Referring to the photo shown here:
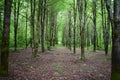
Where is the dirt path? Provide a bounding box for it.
[0,47,111,80]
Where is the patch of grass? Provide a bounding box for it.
[32,53,39,58]
[99,73,104,77]
[80,68,83,72]
[54,72,60,76]
[10,47,25,52]
[63,70,69,75]
[54,53,62,59]
[54,64,63,75]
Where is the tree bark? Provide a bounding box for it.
[81,0,87,60]
[77,0,86,60]
[25,10,28,49]
[105,17,110,55]
[68,10,72,50]
[30,0,36,56]
[73,0,76,54]
[92,0,97,52]
[105,0,120,79]
[0,11,2,52]
[34,0,41,56]
[14,0,20,51]
[111,0,120,79]
[0,0,12,76]
[41,0,46,52]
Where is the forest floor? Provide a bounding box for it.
[0,47,111,80]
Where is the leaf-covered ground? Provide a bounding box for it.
[0,47,111,80]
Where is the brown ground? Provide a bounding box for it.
[0,47,111,80]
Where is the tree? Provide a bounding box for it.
[25,9,28,49]
[73,0,77,54]
[101,0,110,55]
[105,17,110,55]
[92,0,97,52]
[41,0,46,52]
[45,1,50,50]
[34,0,41,56]
[81,0,87,60]
[0,9,3,52]
[68,10,72,50]
[0,0,12,76]
[105,0,120,79]
[48,7,58,49]
[30,0,36,56]
[77,0,86,60]
[112,0,120,79]
[14,0,20,51]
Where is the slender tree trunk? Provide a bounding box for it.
[14,0,20,51]
[105,17,110,55]
[41,0,46,52]
[77,0,86,60]
[34,0,41,56]
[73,0,76,54]
[54,17,58,45]
[25,10,28,49]
[14,1,17,51]
[0,0,12,76]
[81,0,87,60]
[30,0,36,55]
[0,11,2,52]
[49,11,52,47]
[68,10,72,50]
[101,1,110,55]
[92,0,97,52]
[62,26,67,46]
[104,8,110,55]
[46,6,50,50]
[101,0,105,49]
[86,19,91,49]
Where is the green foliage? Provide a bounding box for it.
[0,0,113,78]
[0,0,4,9]
[0,0,112,51]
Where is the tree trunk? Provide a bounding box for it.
[41,0,46,52]
[92,0,97,52]
[68,10,72,50]
[81,0,87,60]
[0,11,2,52]
[101,1,110,55]
[34,0,41,56]
[0,0,12,76]
[104,15,110,55]
[73,0,76,54]
[111,0,120,79]
[30,0,36,56]
[14,0,20,51]
[77,0,86,60]
[25,10,28,49]
[105,0,120,79]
